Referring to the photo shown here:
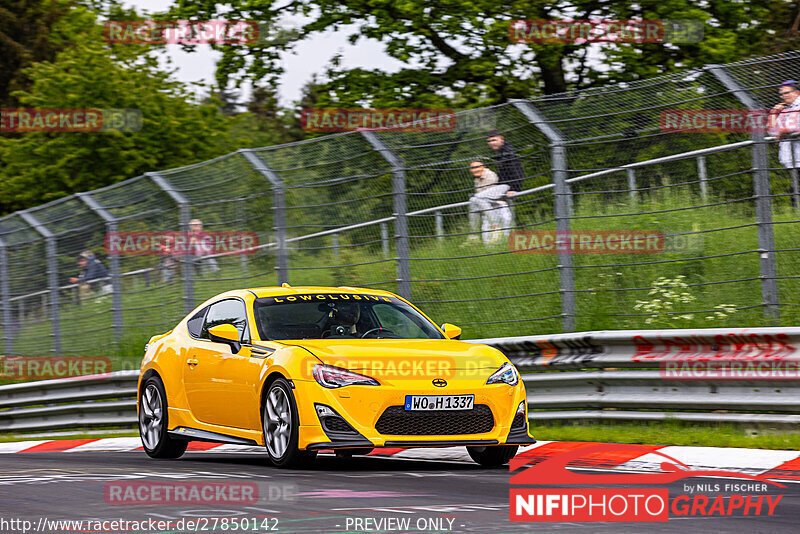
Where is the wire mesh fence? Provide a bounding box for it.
[2,50,800,358]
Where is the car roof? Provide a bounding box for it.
[183,286,404,323]
[248,286,398,299]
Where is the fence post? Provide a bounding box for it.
[238,199,249,274]
[148,172,195,315]
[332,234,339,261]
[76,192,123,349]
[435,211,444,243]
[240,150,289,285]
[708,65,779,319]
[627,169,637,205]
[0,237,11,354]
[512,100,575,331]
[380,222,390,257]
[360,131,411,300]
[697,156,709,202]
[19,211,61,352]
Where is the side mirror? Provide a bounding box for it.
[208,324,242,353]
[441,323,462,340]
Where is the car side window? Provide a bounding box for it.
[200,299,250,343]
[187,306,208,338]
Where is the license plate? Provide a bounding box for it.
[404,395,474,411]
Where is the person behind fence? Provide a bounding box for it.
[466,159,513,244]
[69,251,111,300]
[188,219,220,275]
[769,80,800,169]
[157,234,179,284]
[486,129,525,197]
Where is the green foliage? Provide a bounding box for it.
[0,0,85,107]
[0,9,230,213]
[169,0,796,107]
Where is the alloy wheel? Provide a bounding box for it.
[140,384,163,450]
[265,386,292,458]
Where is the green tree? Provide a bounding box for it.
[0,7,230,213]
[0,0,133,106]
[224,86,305,149]
[168,0,795,108]
[0,0,83,107]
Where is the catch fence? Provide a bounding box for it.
[1,51,800,356]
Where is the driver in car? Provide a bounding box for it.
[324,302,362,337]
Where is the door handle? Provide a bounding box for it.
[186,358,198,366]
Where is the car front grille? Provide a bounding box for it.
[375,405,494,435]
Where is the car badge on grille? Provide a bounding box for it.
[432,378,447,387]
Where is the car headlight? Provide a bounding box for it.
[313,364,380,388]
[486,362,519,386]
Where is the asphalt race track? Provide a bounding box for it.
[1,451,798,533]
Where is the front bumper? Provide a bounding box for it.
[293,377,534,450]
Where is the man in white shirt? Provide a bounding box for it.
[466,159,513,244]
[769,80,800,168]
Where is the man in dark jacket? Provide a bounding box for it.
[70,251,109,300]
[486,129,525,196]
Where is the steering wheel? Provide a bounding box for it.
[323,325,351,338]
[361,327,396,338]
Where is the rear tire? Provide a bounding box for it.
[262,378,317,468]
[467,445,518,467]
[139,375,187,459]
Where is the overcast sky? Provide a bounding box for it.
[123,0,405,106]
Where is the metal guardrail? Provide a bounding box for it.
[473,327,800,425]
[1,327,799,433]
[0,371,138,432]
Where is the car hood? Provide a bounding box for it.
[285,339,507,378]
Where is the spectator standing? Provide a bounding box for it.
[69,251,110,300]
[466,159,513,244]
[769,80,800,169]
[486,129,525,196]
[188,219,220,275]
[157,234,179,284]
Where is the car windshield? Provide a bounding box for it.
[253,293,444,340]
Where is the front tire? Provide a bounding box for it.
[139,375,187,459]
[467,445,518,467]
[263,378,316,468]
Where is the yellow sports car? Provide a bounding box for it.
[137,285,534,467]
